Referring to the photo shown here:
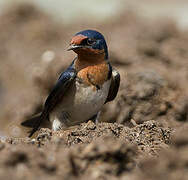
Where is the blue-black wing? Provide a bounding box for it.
[27,60,77,137]
[105,68,120,103]
[44,60,76,113]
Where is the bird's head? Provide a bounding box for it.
[68,30,108,60]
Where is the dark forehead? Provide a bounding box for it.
[75,30,105,40]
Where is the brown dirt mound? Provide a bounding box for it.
[0,3,188,180]
[135,125,188,180]
[0,120,171,180]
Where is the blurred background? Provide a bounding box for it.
[0,0,188,138]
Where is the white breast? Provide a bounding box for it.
[50,79,111,130]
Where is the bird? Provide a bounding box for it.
[21,29,120,137]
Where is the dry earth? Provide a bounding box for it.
[0,3,188,180]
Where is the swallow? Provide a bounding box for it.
[21,29,120,137]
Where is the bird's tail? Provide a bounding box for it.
[21,113,41,128]
[21,113,43,137]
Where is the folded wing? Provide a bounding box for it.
[21,60,77,137]
[105,68,120,103]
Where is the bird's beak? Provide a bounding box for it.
[67,44,83,51]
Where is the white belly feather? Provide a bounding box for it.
[50,79,111,130]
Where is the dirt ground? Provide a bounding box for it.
[0,3,188,180]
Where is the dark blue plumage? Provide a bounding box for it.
[44,61,77,112]
[21,29,120,137]
[27,61,77,137]
[75,30,108,59]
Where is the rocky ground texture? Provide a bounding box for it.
[0,3,188,180]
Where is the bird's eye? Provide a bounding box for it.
[87,38,96,46]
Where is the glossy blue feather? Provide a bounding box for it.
[75,30,108,59]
